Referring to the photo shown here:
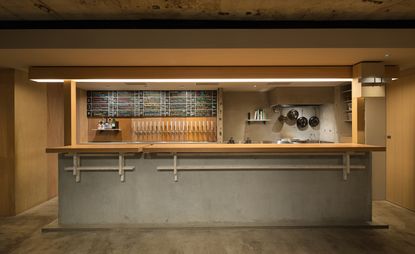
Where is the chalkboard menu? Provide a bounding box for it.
[87,90,217,117]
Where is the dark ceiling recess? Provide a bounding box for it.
[0,20,415,29]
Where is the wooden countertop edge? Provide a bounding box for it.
[45,145,150,153]
[45,144,385,153]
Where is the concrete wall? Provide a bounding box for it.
[59,154,372,226]
[223,91,340,143]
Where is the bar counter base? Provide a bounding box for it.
[57,152,374,226]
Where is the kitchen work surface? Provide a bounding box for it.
[1,198,414,254]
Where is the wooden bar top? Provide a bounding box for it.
[45,144,149,153]
[46,143,385,153]
[144,143,385,153]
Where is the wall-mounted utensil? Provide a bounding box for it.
[297,116,308,129]
[278,114,286,123]
[287,109,299,121]
[309,116,320,127]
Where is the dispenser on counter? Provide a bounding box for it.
[97,117,119,130]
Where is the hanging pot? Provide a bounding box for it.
[296,116,308,129]
[278,114,286,123]
[287,109,299,121]
[309,116,320,127]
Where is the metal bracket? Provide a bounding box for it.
[119,153,125,182]
[343,152,351,180]
[173,153,178,182]
[73,153,81,182]
[67,153,133,183]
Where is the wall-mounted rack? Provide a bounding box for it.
[92,129,121,132]
[246,119,271,124]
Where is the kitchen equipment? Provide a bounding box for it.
[287,109,299,120]
[297,116,308,129]
[309,116,320,127]
[277,138,292,144]
[278,114,286,122]
[292,138,307,144]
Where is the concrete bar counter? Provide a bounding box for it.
[46,143,384,228]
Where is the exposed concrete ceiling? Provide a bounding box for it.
[0,0,414,21]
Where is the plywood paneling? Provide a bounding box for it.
[47,84,64,199]
[0,69,15,216]
[386,68,415,211]
[29,66,353,80]
[63,80,77,145]
[267,87,335,106]
[352,97,365,144]
[13,70,48,213]
[87,117,217,143]
[77,88,88,144]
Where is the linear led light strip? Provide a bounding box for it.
[31,78,353,83]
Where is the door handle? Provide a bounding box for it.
[387,135,392,139]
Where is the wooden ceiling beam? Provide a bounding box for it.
[29,66,353,80]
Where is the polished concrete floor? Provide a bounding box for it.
[1,199,415,254]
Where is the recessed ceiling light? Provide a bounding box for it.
[253,85,257,88]
[385,54,390,58]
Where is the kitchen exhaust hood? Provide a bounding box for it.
[353,62,399,86]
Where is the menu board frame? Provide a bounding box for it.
[87,90,217,118]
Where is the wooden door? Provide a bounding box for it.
[386,70,415,211]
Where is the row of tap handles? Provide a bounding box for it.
[132,120,216,135]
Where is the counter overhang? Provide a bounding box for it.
[46,143,385,154]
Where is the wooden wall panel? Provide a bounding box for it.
[87,117,217,143]
[63,81,77,145]
[386,68,415,211]
[76,88,88,144]
[29,66,353,80]
[47,84,64,199]
[352,97,365,144]
[0,69,15,216]
[13,70,48,214]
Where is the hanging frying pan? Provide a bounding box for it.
[309,116,320,127]
[296,116,308,129]
[287,109,299,121]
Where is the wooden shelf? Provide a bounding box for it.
[342,89,352,93]
[92,129,121,131]
[246,119,271,125]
